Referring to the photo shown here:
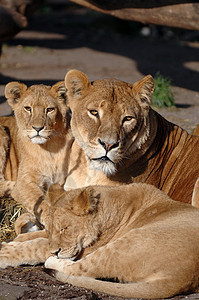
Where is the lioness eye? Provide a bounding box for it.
[89,110,99,118]
[24,106,31,112]
[123,116,133,123]
[47,107,55,113]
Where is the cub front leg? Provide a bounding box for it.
[11,168,49,226]
[45,248,106,279]
[14,212,43,235]
[14,229,48,242]
[0,237,50,268]
[0,125,15,196]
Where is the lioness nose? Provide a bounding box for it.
[32,126,44,132]
[98,138,119,152]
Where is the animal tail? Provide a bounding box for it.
[52,271,184,299]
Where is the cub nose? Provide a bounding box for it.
[32,126,44,133]
[98,138,119,152]
[51,248,61,257]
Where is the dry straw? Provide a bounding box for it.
[0,196,26,242]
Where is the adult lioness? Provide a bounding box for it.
[64,70,199,204]
[1,183,199,298]
[0,81,73,223]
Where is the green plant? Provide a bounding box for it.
[152,73,175,108]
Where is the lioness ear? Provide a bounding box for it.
[132,75,155,108]
[46,184,66,206]
[5,81,27,108]
[71,187,99,216]
[51,81,67,104]
[65,69,91,99]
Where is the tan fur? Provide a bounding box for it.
[64,70,199,204]
[0,82,74,226]
[192,124,199,136]
[44,184,199,299]
[0,232,50,268]
[2,183,199,298]
[0,121,17,194]
[192,177,199,208]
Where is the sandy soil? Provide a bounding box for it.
[0,3,199,299]
[0,4,199,132]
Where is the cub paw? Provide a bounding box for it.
[45,256,74,271]
[0,255,13,268]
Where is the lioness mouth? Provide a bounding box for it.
[92,156,113,163]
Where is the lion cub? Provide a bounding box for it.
[0,81,73,229]
[1,183,199,298]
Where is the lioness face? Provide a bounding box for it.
[5,82,67,144]
[46,184,99,260]
[65,70,154,176]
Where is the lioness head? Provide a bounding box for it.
[45,184,99,260]
[65,70,155,175]
[5,81,68,144]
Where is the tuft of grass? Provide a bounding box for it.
[23,46,37,53]
[152,73,175,108]
[0,197,26,242]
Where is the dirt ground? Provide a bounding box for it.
[0,2,199,299]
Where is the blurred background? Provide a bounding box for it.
[0,0,198,132]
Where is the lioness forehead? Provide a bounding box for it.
[92,78,132,89]
[87,79,135,106]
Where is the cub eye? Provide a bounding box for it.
[123,116,134,123]
[47,107,55,113]
[24,106,31,112]
[89,110,99,118]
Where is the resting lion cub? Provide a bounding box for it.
[0,82,73,227]
[1,183,199,298]
[64,70,199,204]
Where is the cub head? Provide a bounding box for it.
[45,184,100,260]
[5,81,68,144]
[65,70,155,176]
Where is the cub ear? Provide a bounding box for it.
[45,184,66,206]
[51,81,67,104]
[71,187,100,216]
[5,81,27,108]
[65,69,91,100]
[132,75,155,108]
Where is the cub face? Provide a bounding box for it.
[65,70,155,175]
[5,81,67,144]
[45,184,99,260]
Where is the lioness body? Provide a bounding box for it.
[0,116,19,182]
[0,82,73,221]
[1,184,199,298]
[64,70,199,203]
